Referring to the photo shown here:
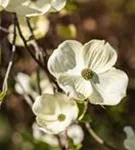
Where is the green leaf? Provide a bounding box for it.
[77,101,89,121]
[20,131,60,150]
[0,91,7,102]
[21,131,34,143]
[80,114,92,123]
[56,24,77,39]
[68,138,82,150]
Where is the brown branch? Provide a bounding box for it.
[57,135,66,150]
[36,67,42,95]
[25,16,60,91]
[85,123,120,150]
[26,17,48,58]
[14,13,45,70]
[2,14,17,92]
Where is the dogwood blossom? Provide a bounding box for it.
[48,40,128,105]
[0,0,67,16]
[32,93,79,134]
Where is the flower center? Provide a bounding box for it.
[81,68,94,80]
[58,114,66,122]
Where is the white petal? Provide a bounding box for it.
[6,5,40,16]
[22,0,66,15]
[8,0,26,6]
[58,74,92,100]
[37,118,71,134]
[89,68,128,105]
[32,123,59,146]
[48,40,83,78]
[32,94,59,116]
[51,0,67,11]
[33,93,78,117]
[83,40,117,74]
[22,0,51,15]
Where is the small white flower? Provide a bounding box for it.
[48,39,128,105]
[124,126,135,150]
[32,93,79,134]
[67,124,84,145]
[32,123,59,146]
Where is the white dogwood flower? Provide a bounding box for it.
[0,0,67,16]
[48,40,128,105]
[32,93,79,134]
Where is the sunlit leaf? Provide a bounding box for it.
[0,91,7,102]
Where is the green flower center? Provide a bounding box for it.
[58,114,66,122]
[81,68,94,80]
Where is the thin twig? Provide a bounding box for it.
[78,100,88,121]
[85,123,120,150]
[26,17,45,95]
[29,41,42,95]
[36,67,42,95]
[14,13,45,70]
[57,135,67,150]
[26,17,46,65]
[2,14,17,92]
[0,26,11,33]
[26,17,48,58]
[15,14,59,91]
[25,17,59,90]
